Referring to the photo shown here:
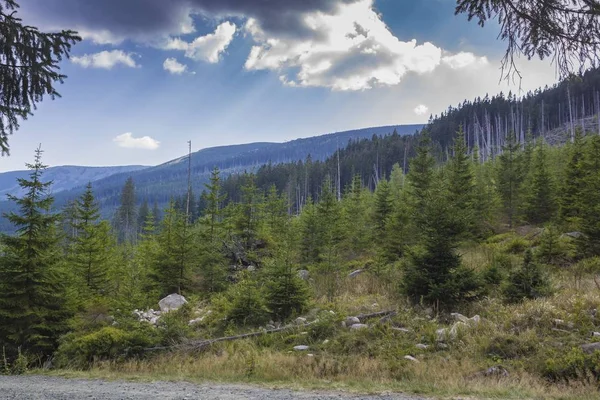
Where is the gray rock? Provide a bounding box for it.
[293,345,309,351]
[345,316,360,326]
[436,328,448,342]
[483,366,509,378]
[563,231,584,239]
[158,294,188,313]
[592,332,600,337]
[581,342,600,354]
[266,324,276,330]
[297,270,310,281]
[451,313,469,323]
[348,269,364,278]
[404,355,419,363]
[392,327,411,333]
[247,265,256,272]
[415,344,429,350]
[350,323,369,330]
[188,318,204,326]
[437,343,449,350]
[295,317,307,325]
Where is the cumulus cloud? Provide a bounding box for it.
[163,22,237,63]
[163,57,188,74]
[244,0,485,90]
[414,105,429,116]
[71,50,139,69]
[113,133,160,150]
[20,0,488,90]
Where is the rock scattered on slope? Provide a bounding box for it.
[158,294,188,313]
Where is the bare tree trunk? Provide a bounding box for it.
[568,85,575,142]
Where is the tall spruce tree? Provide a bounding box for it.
[447,126,476,237]
[577,135,600,257]
[559,128,586,226]
[522,140,556,224]
[496,132,524,227]
[115,177,137,243]
[407,133,436,217]
[0,146,69,357]
[402,185,480,309]
[69,183,112,298]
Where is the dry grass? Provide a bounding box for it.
[46,348,600,399]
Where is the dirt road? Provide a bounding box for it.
[0,376,426,399]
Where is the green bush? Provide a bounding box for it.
[157,303,193,345]
[55,325,159,368]
[544,347,600,383]
[483,332,539,360]
[503,250,551,303]
[212,276,270,328]
[264,259,310,322]
[503,237,529,254]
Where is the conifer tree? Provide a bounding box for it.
[0,0,81,155]
[115,177,137,243]
[522,140,556,224]
[577,135,600,257]
[70,183,113,298]
[447,126,475,237]
[299,199,320,266]
[407,133,436,216]
[373,179,393,243]
[198,167,228,294]
[137,199,150,234]
[342,175,371,258]
[0,146,69,357]
[496,132,524,227]
[153,202,194,295]
[402,184,480,309]
[559,128,586,226]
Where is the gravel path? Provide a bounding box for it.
[0,376,426,400]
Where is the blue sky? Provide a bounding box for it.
[2,0,560,172]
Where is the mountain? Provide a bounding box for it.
[0,124,422,229]
[0,165,148,198]
[59,125,422,210]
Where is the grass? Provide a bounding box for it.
[36,234,600,400]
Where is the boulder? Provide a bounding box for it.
[247,265,256,272]
[295,317,308,325]
[592,332,600,337]
[297,270,310,281]
[189,317,204,326]
[563,231,584,239]
[158,294,188,313]
[293,345,309,351]
[483,366,509,378]
[350,323,369,330]
[404,355,419,363]
[581,342,600,354]
[348,269,364,278]
[436,328,448,342]
[345,316,361,326]
[415,344,429,350]
[451,313,469,323]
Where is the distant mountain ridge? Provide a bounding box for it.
[0,124,423,231]
[0,165,148,198]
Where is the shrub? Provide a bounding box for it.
[264,259,310,322]
[503,237,529,254]
[157,303,193,345]
[483,331,539,360]
[215,276,270,328]
[55,325,159,368]
[544,347,600,383]
[503,250,551,303]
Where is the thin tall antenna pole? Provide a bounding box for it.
[336,138,341,201]
[186,140,192,223]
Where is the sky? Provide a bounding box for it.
[1,0,561,172]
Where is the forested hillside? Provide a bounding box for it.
[0,165,147,198]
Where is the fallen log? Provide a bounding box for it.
[144,310,396,352]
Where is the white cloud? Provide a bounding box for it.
[414,104,429,116]
[71,50,139,69]
[163,57,188,74]
[243,0,486,91]
[442,52,489,69]
[162,22,237,63]
[113,133,160,150]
